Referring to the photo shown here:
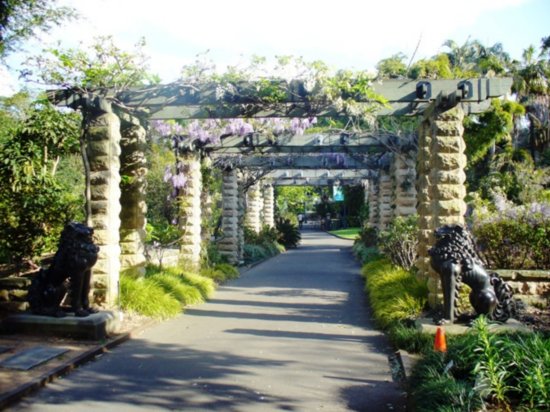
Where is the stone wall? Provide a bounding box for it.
[262,184,275,228]
[368,176,379,229]
[378,167,393,230]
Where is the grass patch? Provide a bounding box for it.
[328,227,361,239]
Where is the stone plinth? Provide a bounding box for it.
[1,311,119,340]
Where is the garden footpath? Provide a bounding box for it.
[6,230,406,411]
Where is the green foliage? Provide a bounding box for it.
[409,54,454,79]
[361,257,427,330]
[0,99,82,264]
[119,275,182,319]
[376,53,408,79]
[0,0,77,60]
[275,218,301,248]
[377,215,418,270]
[275,186,315,217]
[464,99,525,165]
[387,323,433,354]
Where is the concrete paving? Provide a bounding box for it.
[10,230,406,411]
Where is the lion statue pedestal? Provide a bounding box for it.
[27,222,99,317]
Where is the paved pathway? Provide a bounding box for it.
[12,231,406,411]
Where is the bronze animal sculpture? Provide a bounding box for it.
[429,225,514,324]
[28,222,99,317]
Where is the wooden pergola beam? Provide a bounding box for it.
[210,153,382,170]
[49,78,512,119]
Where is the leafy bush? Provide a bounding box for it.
[471,195,550,269]
[357,225,378,247]
[214,263,240,280]
[352,242,381,265]
[377,215,418,270]
[275,218,301,248]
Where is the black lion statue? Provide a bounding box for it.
[28,222,100,317]
[429,225,514,324]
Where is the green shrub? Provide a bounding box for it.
[180,272,215,299]
[362,257,427,330]
[352,242,381,265]
[275,218,301,248]
[214,263,240,279]
[470,194,550,269]
[377,215,418,270]
[119,275,182,319]
[388,323,433,354]
[148,273,204,306]
[357,225,378,247]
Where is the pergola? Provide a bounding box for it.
[50,77,513,309]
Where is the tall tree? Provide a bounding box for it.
[0,0,76,62]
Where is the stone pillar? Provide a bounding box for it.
[392,153,417,218]
[378,166,393,230]
[244,182,262,233]
[119,123,147,277]
[262,183,275,228]
[178,152,202,268]
[425,103,467,308]
[200,157,214,250]
[237,171,245,262]
[219,168,239,264]
[84,106,121,308]
[368,176,379,229]
[415,119,433,285]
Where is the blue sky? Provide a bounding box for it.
[1,0,549,95]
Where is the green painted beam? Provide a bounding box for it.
[211,154,380,169]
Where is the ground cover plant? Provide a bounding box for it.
[119,263,236,319]
[408,316,550,411]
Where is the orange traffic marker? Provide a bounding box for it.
[434,326,447,353]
